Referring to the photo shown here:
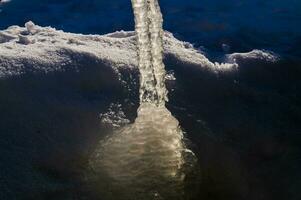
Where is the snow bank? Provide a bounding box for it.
[227,49,279,63]
[0,22,279,78]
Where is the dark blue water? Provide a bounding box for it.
[1,0,301,56]
[1,1,301,200]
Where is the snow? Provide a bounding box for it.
[0,0,11,4]
[0,22,279,79]
[227,49,279,63]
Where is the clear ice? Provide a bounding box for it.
[89,1,197,199]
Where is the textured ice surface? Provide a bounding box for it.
[100,103,130,129]
[90,103,194,200]
[131,0,167,105]
[0,22,279,79]
[90,0,192,198]
[88,1,197,199]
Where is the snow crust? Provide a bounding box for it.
[0,22,279,78]
[227,49,279,63]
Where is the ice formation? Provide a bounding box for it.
[131,0,167,105]
[89,0,197,199]
[0,18,279,200]
[90,104,191,199]
[0,17,279,200]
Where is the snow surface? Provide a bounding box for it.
[0,0,11,4]
[0,22,279,78]
[227,49,279,63]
